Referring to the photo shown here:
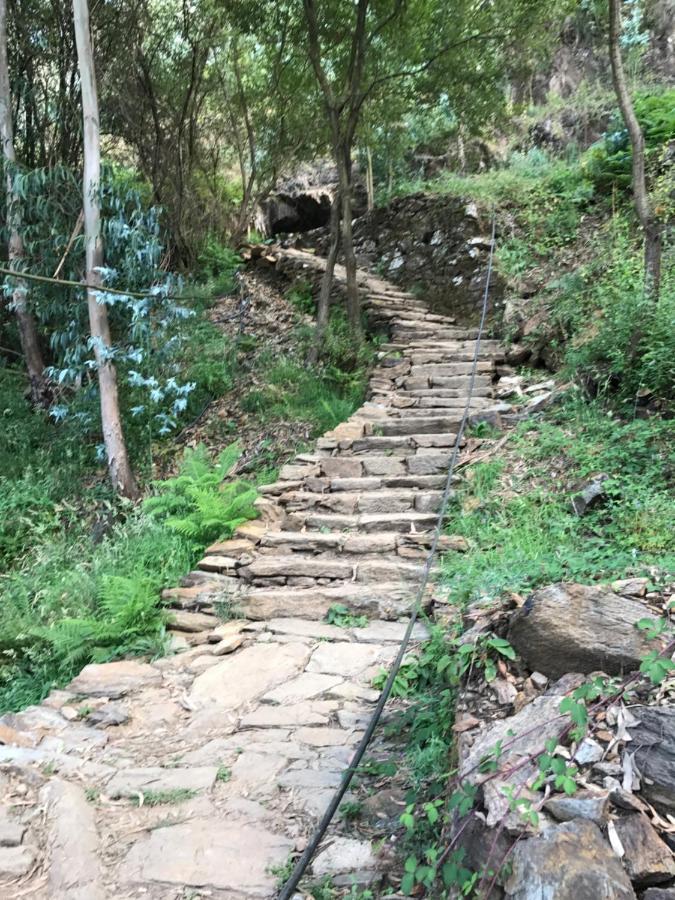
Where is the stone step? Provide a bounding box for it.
[403,375,493,391]
[321,432,461,454]
[277,488,444,515]
[238,581,427,621]
[393,326,480,338]
[285,510,441,533]
[378,417,461,436]
[410,361,494,377]
[257,529,466,558]
[276,451,454,480]
[398,386,493,398]
[237,553,425,585]
[330,473,453,491]
[259,471,453,497]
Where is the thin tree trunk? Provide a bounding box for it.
[336,146,362,338]
[73,0,139,499]
[0,0,47,404]
[308,191,340,366]
[366,146,374,211]
[608,0,661,300]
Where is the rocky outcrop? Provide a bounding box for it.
[307,193,504,319]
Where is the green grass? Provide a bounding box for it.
[442,399,675,606]
[241,308,377,438]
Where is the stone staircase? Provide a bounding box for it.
[0,252,503,899]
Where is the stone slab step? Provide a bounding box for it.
[326,433,461,454]
[378,417,461,436]
[396,388,493,401]
[285,510,441,533]
[239,581,427,621]
[238,554,425,584]
[403,375,493,391]
[257,529,466,557]
[277,488,444,515]
[410,361,494,376]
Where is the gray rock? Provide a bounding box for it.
[628,706,675,814]
[572,474,609,516]
[0,845,35,878]
[42,779,105,900]
[67,660,161,698]
[574,737,605,765]
[508,583,653,678]
[504,819,636,899]
[642,890,675,900]
[544,789,609,826]
[122,818,294,895]
[461,674,584,827]
[612,812,675,885]
[86,703,129,728]
[106,766,218,798]
[312,837,376,877]
[0,817,25,848]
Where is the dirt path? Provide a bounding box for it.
[0,252,503,899]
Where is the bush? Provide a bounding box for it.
[583,89,675,192]
[556,222,675,403]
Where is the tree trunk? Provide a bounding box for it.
[0,0,47,404]
[73,0,139,499]
[336,145,362,338]
[608,0,661,300]
[308,190,340,365]
[366,146,374,211]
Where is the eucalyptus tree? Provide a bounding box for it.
[73,0,138,499]
[0,0,47,403]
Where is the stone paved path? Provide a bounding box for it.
[0,250,502,899]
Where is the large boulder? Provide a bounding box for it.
[628,706,675,814]
[504,819,636,899]
[507,583,654,678]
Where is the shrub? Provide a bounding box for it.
[582,89,675,192]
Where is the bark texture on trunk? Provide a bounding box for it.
[308,191,341,365]
[337,146,362,338]
[0,0,47,404]
[608,0,661,300]
[73,0,139,499]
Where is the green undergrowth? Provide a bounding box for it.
[0,437,257,713]
[242,303,378,438]
[443,398,675,605]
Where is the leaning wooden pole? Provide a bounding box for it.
[73,0,139,499]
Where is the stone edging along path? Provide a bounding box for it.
[0,250,504,899]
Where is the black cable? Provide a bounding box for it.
[278,212,497,900]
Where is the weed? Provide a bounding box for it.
[132,789,198,807]
[339,800,363,821]
[325,604,368,629]
[269,856,295,888]
[85,788,100,803]
[216,765,232,783]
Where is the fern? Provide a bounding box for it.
[30,574,167,672]
[144,442,258,546]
